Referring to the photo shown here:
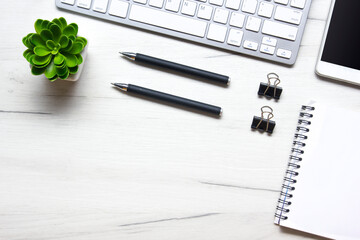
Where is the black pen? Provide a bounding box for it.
[120,52,230,85]
[111,83,222,116]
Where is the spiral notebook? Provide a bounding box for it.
[274,101,360,240]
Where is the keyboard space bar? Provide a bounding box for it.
[129,5,207,38]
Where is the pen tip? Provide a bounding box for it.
[111,83,115,85]
[120,52,136,60]
[227,77,231,86]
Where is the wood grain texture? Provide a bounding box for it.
[0,0,358,239]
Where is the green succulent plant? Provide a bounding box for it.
[22,17,87,81]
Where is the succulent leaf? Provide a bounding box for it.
[69,35,76,42]
[69,66,79,74]
[59,17,68,29]
[40,20,51,31]
[52,18,62,29]
[44,61,57,79]
[30,35,44,48]
[76,36,87,46]
[54,53,65,65]
[62,39,73,52]
[59,35,69,48]
[23,35,35,49]
[31,66,46,75]
[34,46,51,56]
[46,40,56,50]
[48,76,58,82]
[29,55,35,65]
[63,25,76,38]
[62,52,78,68]
[68,23,79,36]
[26,53,35,63]
[56,65,68,76]
[50,24,62,43]
[57,59,67,69]
[76,54,83,65]
[23,49,33,58]
[33,54,52,66]
[40,30,54,42]
[29,33,45,47]
[25,39,34,50]
[68,42,84,54]
[23,49,35,63]
[74,38,84,46]
[34,19,44,34]
[58,70,70,80]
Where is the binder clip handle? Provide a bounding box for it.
[267,73,281,87]
[258,73,283,100]
[257,106,274,131]
[251,106,276,134]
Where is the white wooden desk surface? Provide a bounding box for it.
[1,1,359,239]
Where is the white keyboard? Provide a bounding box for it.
[56,0,312,65]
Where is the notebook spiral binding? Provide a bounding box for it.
[274,105,315,223]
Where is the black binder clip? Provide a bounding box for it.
[258,73,282,100]
[251,106,276,134]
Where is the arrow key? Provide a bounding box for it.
[260,44,275,55]
[276,48,292,59]
[243,40,258,51]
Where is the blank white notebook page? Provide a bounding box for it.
[276,102,360,240]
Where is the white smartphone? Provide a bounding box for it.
[315,0,360,86]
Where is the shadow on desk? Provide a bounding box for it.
[40,75,85,113]
[279,226,331,240]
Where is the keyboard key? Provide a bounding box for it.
[262,36,277,46]
[93,0,109,13]
[149,0,164,8]
[274,0,288,5]
[260,44,275,54]
[197,4,213,20]
[209,0,224,6]
[77,0,91,9]
[262,20,298,40]
[290,0,306,9]
[246,16,261,32]
[134,0,147,4]
[165,0,182,12]
[129,5,207,37]
[243,40,258,51]
[258,2,274,18]
[227,29,243,46]
[181,0,197,16]
[213,8,229,24]
[225,0,241,10]
[207,23,227,42]
[277,48,292,58]
[274,6,302,25]
[61,0,75,5]
[229,12,245,28]
[242,0,257,14]
[109,0,129,18]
